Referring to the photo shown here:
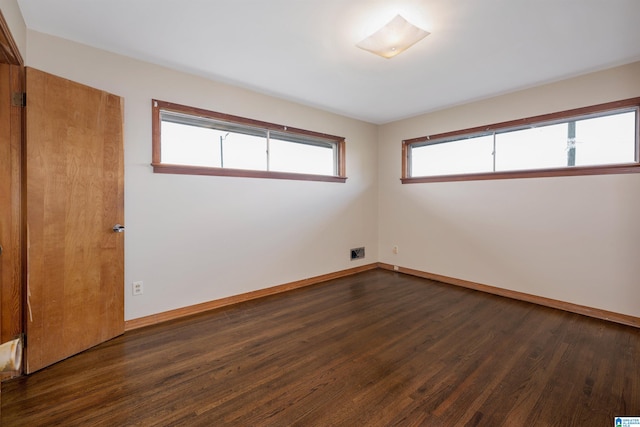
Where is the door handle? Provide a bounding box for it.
[112,224,125,233]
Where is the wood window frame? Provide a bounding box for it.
[152,100,347,183]
[401,97,640,184]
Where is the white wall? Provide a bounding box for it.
[20,26,640,321]
[25,30,379,321]
[378,61,640,318]
[0,0,26,58]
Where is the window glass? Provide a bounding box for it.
[411,134,493,177]
[161,122,221,167]
[221,131,267,171]
[269,137,335,175]
[495,123,568,171]
[573,111,636,166]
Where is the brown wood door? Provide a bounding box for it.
[24,68,124,373]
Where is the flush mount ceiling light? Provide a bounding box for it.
[356,14,430,59]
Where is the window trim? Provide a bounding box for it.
[152,99,347,183]
[402,97,640,184]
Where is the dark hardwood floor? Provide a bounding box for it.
[2,269,639,426]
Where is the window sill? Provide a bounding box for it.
[152,163,347,183]
[401,163,640,184]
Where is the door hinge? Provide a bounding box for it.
[11,92,25,107]
[21,333,26,348]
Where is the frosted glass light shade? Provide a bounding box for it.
[356,15,430,59]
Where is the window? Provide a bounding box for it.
[152,100,346,182]
[402,98,640,183]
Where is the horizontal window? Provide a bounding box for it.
[152,100,346,182]
[402,98,640,183]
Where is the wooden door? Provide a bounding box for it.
[25,68,125,373]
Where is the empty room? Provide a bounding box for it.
[0,0,639,425]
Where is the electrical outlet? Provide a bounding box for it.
[393,265,400,271]
[132,281,144,296]
[393,245,399,254]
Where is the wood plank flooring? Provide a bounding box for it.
[2,269,639,426]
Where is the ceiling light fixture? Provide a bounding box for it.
[356,14,430,59]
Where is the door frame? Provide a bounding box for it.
[0,8,25,380]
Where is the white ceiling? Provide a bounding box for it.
[16,0,640,124]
